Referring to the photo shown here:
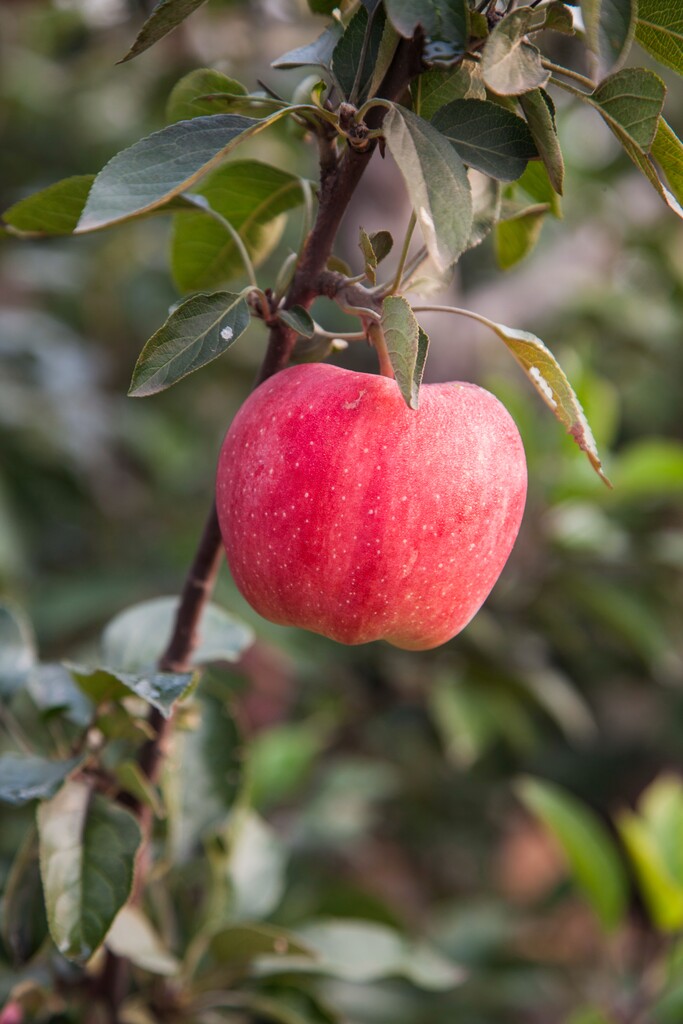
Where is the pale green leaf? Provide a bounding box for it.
[652,118,683,205]
[359,227,393,284]
[114,761,165,818]
[495,205,546,269]
[3,176,94,237]
[68,664,193,719]
[581,0,637,76]
[38,781,141,962]
[618,811,683,931]
[119,0,208,63]
[0,754,80,806]
[482,10,551,95]
[76,114,262,232]
[226,811,287,920]
[519,89,565,194]
[518,777,628,931]
[516,156,563,217]
[635,1,683,76]
[639,776,683,888]
[102,596,254,671]
[383,104,472,271]
[466,172,502,250]
[432,98,537,181]
[208,923,313,967]
[128,291,250,397]
[106,906,180,976]
[381,295,428,409]
[166,69,249,122]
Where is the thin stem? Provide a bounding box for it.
[542,59,594,90]
[389,212,417,295]
[313,326,367,341]
[549,75,591,100]
[201,207,259,290]
[355,96,393,122]
[367,321,395,378]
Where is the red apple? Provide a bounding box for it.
[216,363,527,650]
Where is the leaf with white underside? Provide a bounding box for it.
[128,291,250,397]
[106,906,180,976]
[581,0,636,76]
[38,782,141,963]
[383,105,472,271]
[432,99,537,181]
[119,0,207,63]
[171,161,305,291]
[435,308,610,483]
[76,114,262,232]
[68,664,193,719]
[518,89,565,194]
[381,296,429,410]
[635,0,683,76]
[0,754,81,806]
[272,24,342,72]
[482,9,550,96]
[466,173,502,251]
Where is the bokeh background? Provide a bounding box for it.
[1,2,683,1021]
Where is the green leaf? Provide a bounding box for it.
[481,10,551,96]
[68,664,193,719]
[128,291,250,398]
[332,3,386,101]
[589,67,665,151]
[383,104,472,271]
[272,24,343,72]
[2,176,95,237]
[27,664,93,727]
[516,159,563,217]
[581,0,637,75]
[106,906,180,976]
[450,309,610,483]
[278,306,315,338]
[466,173,502,250]
[618,811,683,931]
[640,776,683,887]
[380,296,429,410]
[519,89,565,194]
[102,596,254,672]
[0,603,36,699]
[652,118,683,205]
[226,811,287,920]
[114,761,165,818]
[517,777,628,931]
[495,204,547,269]
[171,161,305,291]
[283,919,464,990]
[432,98,537,181]
[1,827,48,964]
[370,229,393,263]
[635,1,683,76]
[76,114,261,232]
[166,69,249,122]
[414,62,486,119]
[359,228,393,284]
[119,0,208,63]
[0,754,81,806]
[167,691,244,862]
[208,923,313,967]
[611,440,683,498]
[38,781,141,962]
[383,0,469,51]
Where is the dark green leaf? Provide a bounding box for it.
[0,603,36,699]
[383,104,472,270]
[652,118,683,205]
[581,0,636,75]
[77,114,261,232]
[278,306,316,338]
[119,0,208,63]
[414,62,486,119]
[114,761,165,818]
[166,69,249,122]
[635,1,683,76]
[495,205,547,268]
[308,0,337,12]
[589,67,665,151]
[68,664,193,719]
[332,4,386,101]
[519,89,565,194]
[432,98,537,181]
[128,291,250,397]
[2,176,94,237]
[171,161,305,291]
[384,0,469,52]
[106,906,180,975]
[272,25,343,72]
[0,754,81,806]
[369,230,393,263]
[381,296,428,410]
[1,827,48,965]
[102,596,253,671]
[518,777,628,931]
[169,691,244,862]
[482,10,551,95]
[38,782,141,962]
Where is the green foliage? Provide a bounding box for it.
[432,99,538,181]
[635,1,683,76]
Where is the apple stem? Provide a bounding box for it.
[368,320,395,379]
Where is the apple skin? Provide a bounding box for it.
[216,363,527,650]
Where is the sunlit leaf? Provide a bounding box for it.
[635,0,683,76]
[272,25,342,72]
[128,291,250,397]
[481,10,550,95]
[618,811,683,931]
[652,119,683,206]
[518,777,628,931]
[119,0,208,63]
[495,205,547,269]
[383,104,472,271]
[432,98,537,181]
[38,781,141,962]
[415,62,486,119]
[3,176,95,237]
[166,69,249,122]
[589,68,665,152]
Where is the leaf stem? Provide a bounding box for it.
[389,212,417,295]
[201,206,259,290]
[542,59,594,91]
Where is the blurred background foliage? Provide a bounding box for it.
[1,1,682,1022]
